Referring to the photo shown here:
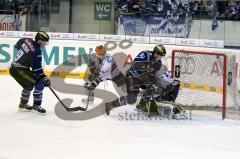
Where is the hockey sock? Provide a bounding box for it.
[20,89,31,104]
[33,89,43,106]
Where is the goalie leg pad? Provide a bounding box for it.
[136,98,147,111]
[155,101,173,119]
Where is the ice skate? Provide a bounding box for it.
[172,105,188,120]
[18,103,33,112]
[105,102,114,116]
[173,105,185,114]
[32,104,46,115]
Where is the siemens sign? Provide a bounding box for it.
[0,44,93,66]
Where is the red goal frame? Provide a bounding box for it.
[171,50,227,119]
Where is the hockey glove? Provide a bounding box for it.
[84,77,102,91]
[89,66,100,74]
[89,62,100,75]
[42,77,51,87]
[84,81,97,91]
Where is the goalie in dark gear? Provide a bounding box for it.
[136,70,182,115]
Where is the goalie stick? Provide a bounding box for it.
[49,86,87,111]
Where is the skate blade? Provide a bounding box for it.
[31,110,46,116]
[18,108,32,112]
[172,113,188,120]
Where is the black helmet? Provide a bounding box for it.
[35,31,49,42]
[153,44,166,56]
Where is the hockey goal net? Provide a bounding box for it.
[171,50,240,120]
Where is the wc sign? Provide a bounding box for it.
[94,2,111,21]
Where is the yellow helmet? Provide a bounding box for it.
[153,44,166,56]
[35,31,49,42]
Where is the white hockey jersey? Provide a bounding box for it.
[89,53,113,81]
[155,65,174,89]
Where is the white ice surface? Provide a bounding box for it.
[0,75,240,159]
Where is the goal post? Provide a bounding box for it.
[171,50,239,120]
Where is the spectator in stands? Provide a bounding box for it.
[167,2,180,23]
[156,0,170,16]
[145,0,157,14]
[0,0,18,13]
[115,0,240,34]
[0,0,33,15]
[16,0,35,15]
[189,0,200,17]
[216,0,228,19]
[225,0,240,20]
[201,0,218,30]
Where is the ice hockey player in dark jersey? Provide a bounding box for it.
[9,31,50,114]
[105,44,166,115]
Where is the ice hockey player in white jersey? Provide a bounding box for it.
[82,45,125,103]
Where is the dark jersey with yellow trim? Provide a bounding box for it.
[13,38,45,79]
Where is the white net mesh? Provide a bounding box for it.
[172,50,240,119]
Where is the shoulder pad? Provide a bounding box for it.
[105,56,112,63]
[105,54,112,59]
[25,39,35,51]
[135,51,148,60]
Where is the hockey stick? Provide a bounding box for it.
[82,90,92,111]
[48,86,86,111]
[61,89,93,111]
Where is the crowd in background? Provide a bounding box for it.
[115,0,240,21]
[0,0,239,32]
[1,0,239,20]
[0,0,50,15]
[0,0,34,14]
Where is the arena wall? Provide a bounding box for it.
[0,31,239,89]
